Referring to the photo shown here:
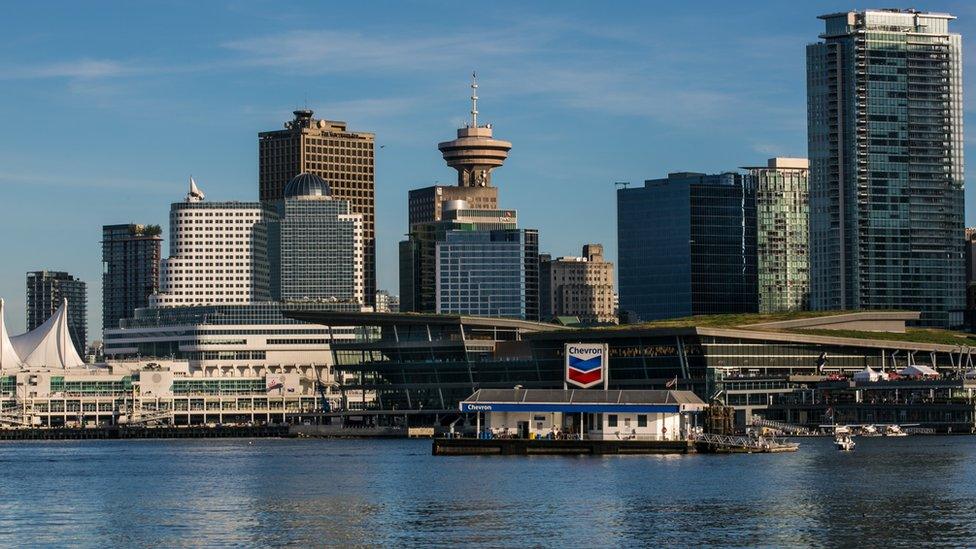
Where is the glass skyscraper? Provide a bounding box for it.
[435,228,539,319]
[268,173,365,304]
[617,173,757,322]
[807,9,964,327]
[101,224,162,332]
[26,270,87,355]
[743,158,811,313]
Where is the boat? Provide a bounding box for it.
[882,424,908,437]
[835,433,855,451]
[860,424,881,436]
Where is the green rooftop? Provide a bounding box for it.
[577,310,976,347]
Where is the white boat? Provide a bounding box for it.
[882,425,908,437]
[860,424,881,436]
[835,433,856,451]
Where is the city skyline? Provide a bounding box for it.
[3,1,976,335]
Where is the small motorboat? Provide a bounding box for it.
[835,433,856,451]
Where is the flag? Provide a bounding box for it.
[666,375,678,389]
[817,352,828,373]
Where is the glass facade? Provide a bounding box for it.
[325,315,971,427]
[435,228,539,320]
[807,10,965,327]
[268,196,364,304]
[26,271,87,355]
[617,173,757,321]
[748,163,810,312]
[101,224,162,332]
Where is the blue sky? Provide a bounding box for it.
[1,1,975,336]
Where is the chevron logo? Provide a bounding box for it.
[565,343,606,389]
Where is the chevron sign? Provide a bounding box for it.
[565,343,608,389]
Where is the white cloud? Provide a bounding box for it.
[1,58,128,80]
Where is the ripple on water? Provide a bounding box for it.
[0,437,975,546]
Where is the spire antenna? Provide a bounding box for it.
[470,71,479,128]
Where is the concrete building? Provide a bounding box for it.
[374,291,399,313]
[101,223,162,332]
[540,244,616,324]
[267,173,364,305]
[807,9,965,327]
[617,172,757,322]
[258,110,376,305]
[26,271,87,356]
[743,158,810,313]
[151,180,271,307]
[400,76,539,320]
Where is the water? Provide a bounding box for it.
[1,437,975,547]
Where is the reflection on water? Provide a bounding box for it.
[1,437,975,546]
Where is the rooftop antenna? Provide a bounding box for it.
[470,71,479,128]
[614,181,630,189]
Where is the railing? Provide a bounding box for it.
[751,418,813,435]
[692,432,798,451]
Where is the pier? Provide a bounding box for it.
[432,437,695,456]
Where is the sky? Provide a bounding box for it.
[2,0,976,338]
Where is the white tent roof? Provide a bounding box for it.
[898,364,940,377]
[0,299,22,371]
[9,299,84,369]
[853,367,882,382]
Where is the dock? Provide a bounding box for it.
[692,432,799,453]
[432,437,695,456]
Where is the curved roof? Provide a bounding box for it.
[0,299,21,371]
[9,299,84,369]
[284,173,331,198]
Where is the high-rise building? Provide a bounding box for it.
[26,270,87,355]
[965,228,976,327]
[267,173,365,304]
[540,244,616,324]
[436,228,539,319]
[101,223,162,332]
[258,110,376,304]
[617,172,757,322]
[807,9,965,327]
[743,158,810,313]
[400,75,538,320]
[151,180,271,307]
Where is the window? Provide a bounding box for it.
[607,414,618,428]
[637,414,647,428]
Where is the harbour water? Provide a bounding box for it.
[2,437,976,547]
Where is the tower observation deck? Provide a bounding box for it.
[438,73,512,187]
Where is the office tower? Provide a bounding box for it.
[807,9,964,327]
[267,173,365,304]
[617,172,757,322]
[26,270,87,355]
[151,179,271,307]
[540,244,616,324]
[101,224,162,332]
[401,75,537,320]
[259,110,376,304]
[743,158,810,313]
[436,226,539,319]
